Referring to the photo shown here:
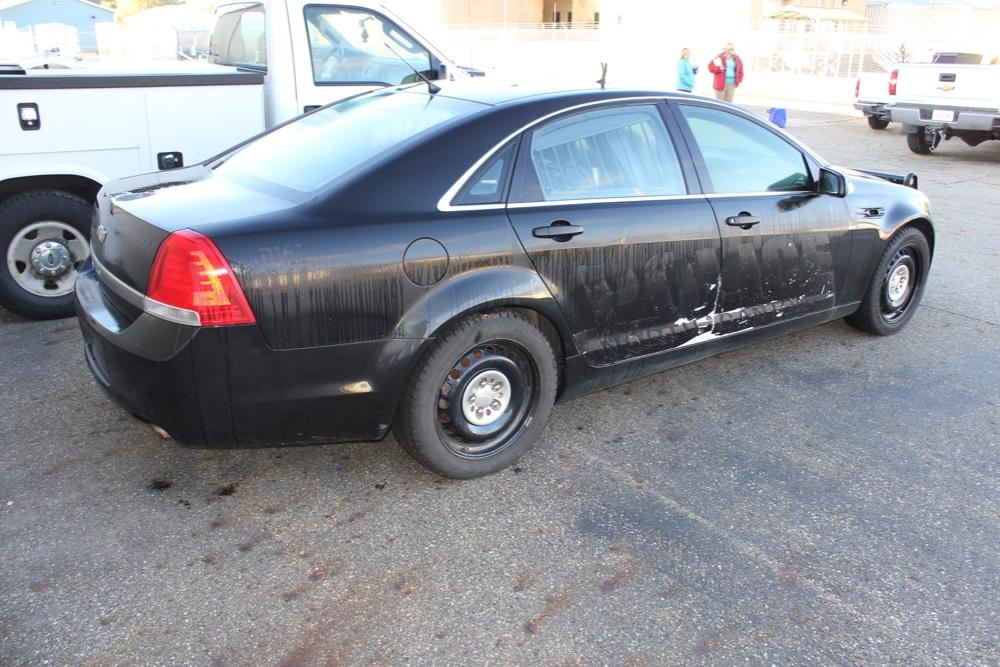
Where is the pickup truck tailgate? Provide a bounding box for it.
[895,64,1000,110]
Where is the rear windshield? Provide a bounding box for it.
[214,90,483,194]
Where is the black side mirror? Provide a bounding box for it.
[818,167,846,197]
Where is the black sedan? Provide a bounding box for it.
[76,82,934,478]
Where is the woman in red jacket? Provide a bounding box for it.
[707,42,744,102]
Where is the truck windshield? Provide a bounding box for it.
[213,90,484,194]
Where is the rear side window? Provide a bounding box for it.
[679,105,811,194]
[453,142,516,206]
[211,4,266,70]
[214,90,483,195]
[305,6,433,85]
[511,105,687,203]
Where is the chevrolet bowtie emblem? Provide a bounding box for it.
[937,84,956,92]
[96,224,107,242]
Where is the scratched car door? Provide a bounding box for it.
[505,102,723,366]
[673,102,854,334]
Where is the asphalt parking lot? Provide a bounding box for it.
[2,109,998,665]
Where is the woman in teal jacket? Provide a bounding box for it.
[677,48,698,93]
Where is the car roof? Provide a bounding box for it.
[398,78,699,108]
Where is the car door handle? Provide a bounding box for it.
[725,213,761,230]
[532,221,584,241]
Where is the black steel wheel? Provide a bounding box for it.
[845,227,930,335]
[436,340,539,459]
[394,311,558,478]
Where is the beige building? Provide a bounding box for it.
[752,0,868,29]
[436,0,601,26]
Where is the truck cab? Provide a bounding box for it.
[210,0,474,126]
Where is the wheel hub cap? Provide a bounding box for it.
[461,370,511,426]
[886,264,910,307]
[30,240,72,277]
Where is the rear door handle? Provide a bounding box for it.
[532,221,584,241]
[725,213,761,230]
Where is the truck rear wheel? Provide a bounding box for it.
[867,116,889,130]
[907,129,940,155]
[0,190,92,320]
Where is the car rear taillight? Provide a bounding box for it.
[146,229,255,326]
[889,69,898,96]
[855,78,861,98]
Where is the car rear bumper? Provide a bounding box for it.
[889,105,1000,132]
[75,264,423,447]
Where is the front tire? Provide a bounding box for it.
[394,311,558,478]
[0,190,92,319]
[867,116,890,130]
[845,227,930,335]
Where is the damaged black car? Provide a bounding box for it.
[76,82,934,478]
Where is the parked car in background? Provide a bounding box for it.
[888,52,1000,154]
[76,83,934,478]
[0,0,477,319]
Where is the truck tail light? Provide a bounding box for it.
[146,229,255,326]
[855,78,860,98]
[889,69,898,96]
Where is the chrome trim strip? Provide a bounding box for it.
[437,95,672,212]
[436,94,830,213]
[705,190,816,199]
[506,193,704,209]
[91,249,200,326]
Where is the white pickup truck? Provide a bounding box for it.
[887,53,1000,154]
[0,0,476,319]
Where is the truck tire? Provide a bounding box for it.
[907,129,939,155]
[0,190,92,320]
[867,116,890,130]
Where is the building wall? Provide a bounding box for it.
[541,0,600,24]
[440,0,544,25]
[0,0,113,51]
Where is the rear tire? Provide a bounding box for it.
[907,129,939,154]
[0,190,92,320]
[867,116,890,130]
[393,311,558,478]
[845,227,930,336]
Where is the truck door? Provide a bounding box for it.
[287,2,446,116]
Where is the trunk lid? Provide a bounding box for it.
[92,165,296,295]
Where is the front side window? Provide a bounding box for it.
[512,105,687,203]
[305,6,433,85]
[214,90,482,194]
[679,105,811,194]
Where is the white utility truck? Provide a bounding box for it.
[887,53,1000,154]
[0,0,477,319]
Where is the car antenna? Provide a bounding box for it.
[384,42,440,94]
[597,62,608,89]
